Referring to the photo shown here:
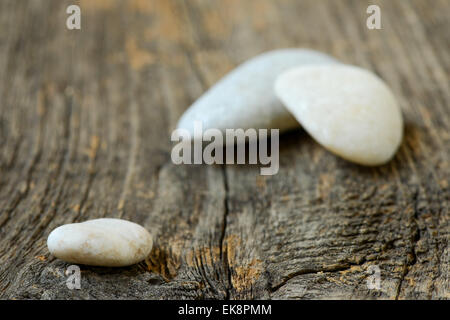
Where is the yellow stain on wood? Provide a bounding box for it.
[339,265,363,276]
[80,0,117,11]
[338,265,363,284]
[405,276,416,287]
[393,266,405,273]
[279,194,292,202]
[224,234,241,267]
[185,246,221,268]
[72,204,81,213]
[125,37,156,71]
[256,175,267,191]
[325,275,345,285]
[145,234,263,292]
[184,234,263,292]
[117,199,125,211]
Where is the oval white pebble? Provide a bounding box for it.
[177,49,338,144]
[275,65,403,166]
[47,218,153,267]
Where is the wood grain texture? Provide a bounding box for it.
[0,0,448,299]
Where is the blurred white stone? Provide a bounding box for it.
[275,64,403,166]
[47,218,153,267]
[177,49,337,144]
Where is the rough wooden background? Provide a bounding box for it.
[0,0,448,300]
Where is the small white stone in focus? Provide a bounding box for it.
[47,218,153,267]
[275,64,403,166]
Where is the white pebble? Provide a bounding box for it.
[275,65,403,166]
[47,218,153,267]
[177,49,337,143]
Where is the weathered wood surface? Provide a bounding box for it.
[0,0,448,300]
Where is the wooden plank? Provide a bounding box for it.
[0,0,448,299]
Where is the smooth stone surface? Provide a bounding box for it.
[177,49,337,143]
[47,218,153,267]
[275,64,403,166]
